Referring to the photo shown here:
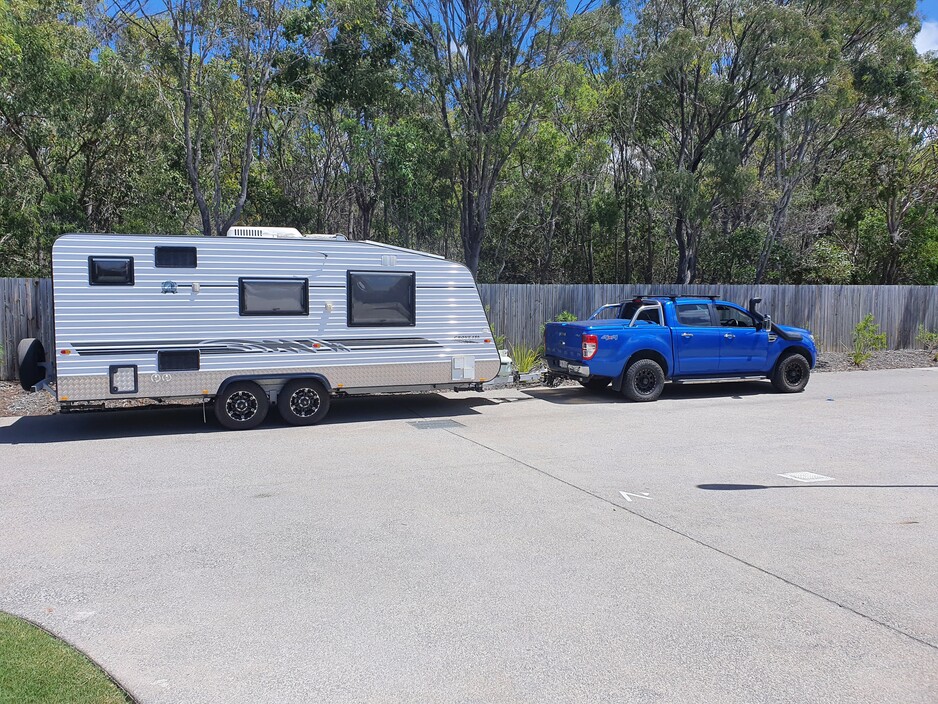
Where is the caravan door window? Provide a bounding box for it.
[239,278,309,316]
[347,271,416,327]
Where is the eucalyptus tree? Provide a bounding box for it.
[629,0,823,283]
[406,0,597,277]
[0,0,177,275]
[114,0,294,237]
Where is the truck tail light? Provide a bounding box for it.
[582,334,598,360]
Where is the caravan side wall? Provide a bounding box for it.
[52,234,500,402]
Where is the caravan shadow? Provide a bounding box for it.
[0,393,504,445]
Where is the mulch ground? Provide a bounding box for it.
[1,349,935,418]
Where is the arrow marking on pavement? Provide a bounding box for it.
[619,491,652,502]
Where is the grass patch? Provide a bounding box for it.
[0,612,131,704]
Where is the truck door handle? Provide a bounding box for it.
[681,332,694,338]
[724,333,735,339]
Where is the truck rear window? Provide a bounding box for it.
[676,304,713,326]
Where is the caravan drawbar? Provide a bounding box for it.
[22,227,500,429]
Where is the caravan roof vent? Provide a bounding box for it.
[227,226,304,239]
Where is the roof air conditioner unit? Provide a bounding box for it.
[226,226,304,239]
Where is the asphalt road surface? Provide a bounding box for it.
[0,368,936,703]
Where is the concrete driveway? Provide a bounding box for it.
[0,368,936,703]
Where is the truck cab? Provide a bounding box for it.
[543,295,817,401]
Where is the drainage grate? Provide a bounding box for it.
[409,419,465,430]
[778,471,835,483]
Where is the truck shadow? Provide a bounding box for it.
[0,393,504,445]
[524,380,774,404]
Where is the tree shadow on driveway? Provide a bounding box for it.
[698,483,938,490]
[0,393,512,445]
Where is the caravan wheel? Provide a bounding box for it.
[215,381,269,430]
[278,378,330,426]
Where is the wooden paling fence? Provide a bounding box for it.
[0,278,53,381]
[1,279,936,380]
[478,284,938,352]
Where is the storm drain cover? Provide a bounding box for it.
[778,472,835,483]
[409,419,465,430]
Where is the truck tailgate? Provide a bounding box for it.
[544,322,591,361]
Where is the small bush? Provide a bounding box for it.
[851,314,887,366]
[916,324,938,352]
[510,342,543,374]
[539,311,580,339]
[917,324,938,361]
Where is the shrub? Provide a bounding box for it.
[510,342,543,374]
[851,314,887,366]
[916,324,938,351]
[554,310,577,322]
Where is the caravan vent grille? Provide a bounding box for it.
[226,226,348,240]
[227,226,303,239]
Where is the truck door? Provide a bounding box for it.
[673,303,723,375]
[715,304,769,373]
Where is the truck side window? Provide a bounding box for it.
[716,305,755,328]
[675,303,713,327]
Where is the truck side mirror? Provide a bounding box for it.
[761,314,772,332]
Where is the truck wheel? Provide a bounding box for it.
[17,338,46,391]
[215,381,269,430]
[278,378,330,426]
[623,359,665,402]
[772,354,810,393]
[578,377,610,391]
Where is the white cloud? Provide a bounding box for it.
[915,21,938,54]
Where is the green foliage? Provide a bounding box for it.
[554,311,578,323]
[851,314,888,366]
[510,342,543,374]
[916,324,938,352]
[0,0,936,286]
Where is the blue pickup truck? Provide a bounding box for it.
[543,295,816,401]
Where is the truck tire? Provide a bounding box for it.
[578,377,610,391]
[772,353,810,393]
[623,359,665,402]
[17,338,46,391]
[278,378,330,426]
[215,381,269,430]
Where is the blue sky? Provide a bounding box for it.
[917,0,938,52]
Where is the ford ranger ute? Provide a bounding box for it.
[543,296,816,401]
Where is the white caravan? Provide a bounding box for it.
[19,227,500,429]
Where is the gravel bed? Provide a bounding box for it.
[814,349,937,373]
[1,349,935,418]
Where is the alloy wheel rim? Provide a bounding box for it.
[226,390,258,422]
[785,362,803,385]
[289,388,321,417]
[636,369,657,394]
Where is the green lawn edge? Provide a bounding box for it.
[0,611,133,704]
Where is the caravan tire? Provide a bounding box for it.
[278,378,330,426]
[17,338,45,391]
[215,381,269,430]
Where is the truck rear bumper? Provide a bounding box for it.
[547,359,590,378]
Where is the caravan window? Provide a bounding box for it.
[89,257,134,285]
[155,246,197,268]
[347,271,416,327]
[239,278,309,316]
